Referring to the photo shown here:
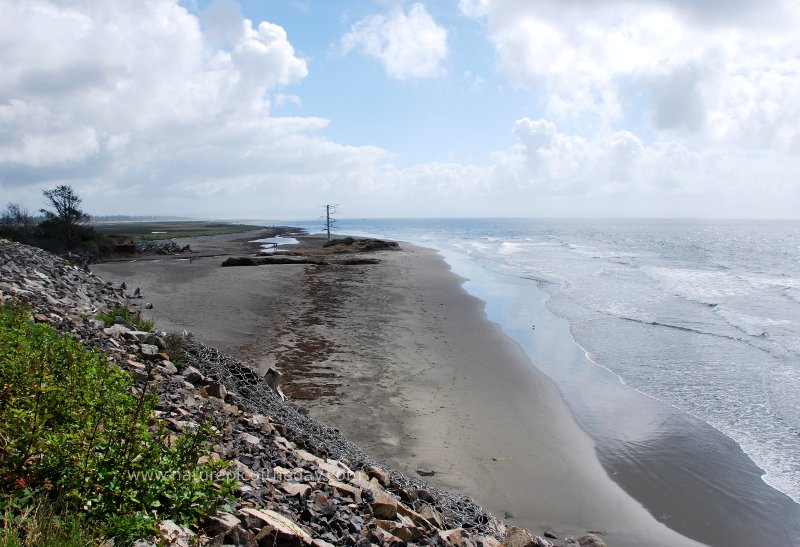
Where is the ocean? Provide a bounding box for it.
[283,218,800,544]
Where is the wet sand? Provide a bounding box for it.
[454,262,800,547]
[92,230,701,546]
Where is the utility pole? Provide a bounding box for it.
[324,204,338,241]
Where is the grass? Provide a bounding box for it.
[92,221,266,241]
[95,307,155,332]
[1,499,98,547]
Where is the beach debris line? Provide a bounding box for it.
[134,238,192,255]
[322,237,400,252]
[222,236,399,267]
[222,255,381,267]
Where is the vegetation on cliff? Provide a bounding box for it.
[0,302,233,545]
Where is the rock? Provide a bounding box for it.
[439,528,465,545]
[140,344,160,359]
[207,381,227,400]
[369,525,404,544]
[503,527,538,547]
[264,367,283,391]
[239,507,313,545]
[315,459,350,480]
[370,490,398,519]
[543,529,558,539]
[145,302,153,309]
[160,360,178,375]
[374,519,416,543]
[114,317,137,330]
[327,479,362,502]
[183,366,204,384]
[577,533,606,547]
[415,488,435,503]
[145,333,165,349]
[158,520,194,547]
[204,511,242,537]
[103,323,130,338]
[367,464,390,487]
[417,503,445,528]
[240,432,261,446]
[281,481,312,499]
[416,467,435,476]
[225,525,258,547]
[397,503,434,531]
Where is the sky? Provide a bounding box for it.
[1,0,799,220]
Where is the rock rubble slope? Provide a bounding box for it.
[0,239,606,547]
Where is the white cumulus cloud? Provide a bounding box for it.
[0,0,385,216]
[341,3,448,80]
[460,0,800,152]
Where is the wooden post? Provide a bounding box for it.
[326,204,331,241]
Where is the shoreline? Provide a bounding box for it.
[438,245,800,546]
[91,230,700,546]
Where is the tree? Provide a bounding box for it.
[0,203,36,243]
[39,185,91,249]
[1,203,34,231]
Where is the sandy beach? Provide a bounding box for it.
[92,229,701,546]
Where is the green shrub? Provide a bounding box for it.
[161,333,188,370]
[0,303,234,544]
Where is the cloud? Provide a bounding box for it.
[492,116,800,215]
[460,0,800,152]
[0,0,384,215]
[341,3,448,79]
[202,0,244,46]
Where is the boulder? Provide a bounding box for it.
[145,333,166,349]
[225,525,258,547]
[264,367,283,391]
[502,527,541,547]
[140,344,160,359]
[182,366,204,385]
[374,518,416,543]
[207,381,227,400]
[397,503,435,531]
[204,511,242,537]
[327,479,362,502]
[367,464,390,487]
[160,360,178,375]
[158,520,195,547]
[239,507,313,545]
[370,490,399,519]
[240,432,261,446]
[417,503,445,529]
[281,481,312,500]
[439,528,465,545]
[577,534,606,547]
